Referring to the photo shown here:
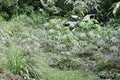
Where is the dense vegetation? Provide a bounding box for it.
[0,0,120,80]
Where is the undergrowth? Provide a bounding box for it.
[0,13,119,80]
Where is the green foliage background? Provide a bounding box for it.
[0,0,119,20]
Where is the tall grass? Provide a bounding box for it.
[4,46,43,80]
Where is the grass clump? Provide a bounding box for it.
[3,46,43,80]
